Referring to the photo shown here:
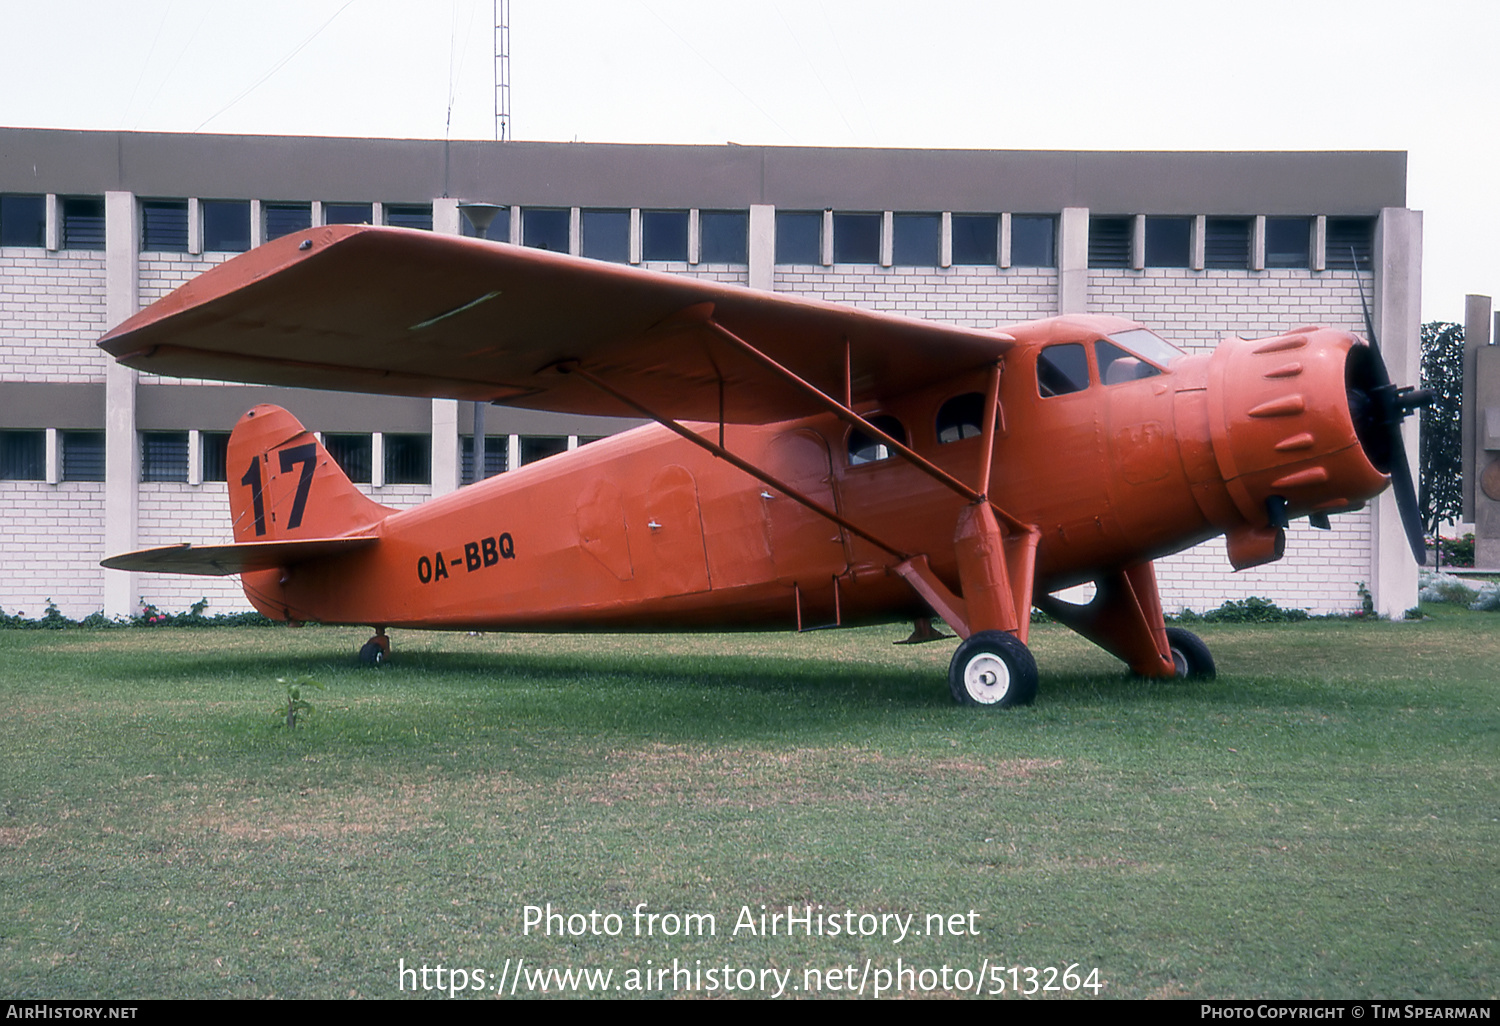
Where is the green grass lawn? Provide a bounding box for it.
[1,608,1495,999]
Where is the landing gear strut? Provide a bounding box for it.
[359,628,389,667]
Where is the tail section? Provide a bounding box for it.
[227,404,394,542]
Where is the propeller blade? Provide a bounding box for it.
[1386,438,1427,563]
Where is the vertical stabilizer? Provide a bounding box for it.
[226,404,394,542]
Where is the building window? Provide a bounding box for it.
[264,202,312,241]
[1265,217,1311,269]
[520,436,568,465]
[522,208,569,252]
[461,435,508,483]
[62,197,105,250]
[62,431,105,482]
[141,432,189,482]
[581,209,629,262]
[951,214,998,265]
[0,194,46,247]
[699,210,747,263]
[641,210,688,262]
[1010,215,1055,267]
[892,213,940,266]
[201,432,230,482]
[203,201,251,252]
[385,204,433,231]
[1088,216,1132,268]
[0,430,45,481]
[1205,217,1250,269]
[141,200,189,252]
[775,211,821,264]
[1327,217,1375,271]
[324,433,372,483]
[847,415,906,466]
[1144,217,1191,268]
[833,212,880,264]
[324,203,372,225]
[383,433,431,485]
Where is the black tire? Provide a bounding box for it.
[358,640,386,667]
[1165,627,1215,680]
[947,630,1038,707]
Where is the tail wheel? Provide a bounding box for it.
[1165,627,1215,680]
[948,630,1038,708]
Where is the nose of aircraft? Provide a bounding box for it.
[1202,326,1424,569]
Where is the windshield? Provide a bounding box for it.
[1106,328,1185,369]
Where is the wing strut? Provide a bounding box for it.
[559,361,911,561]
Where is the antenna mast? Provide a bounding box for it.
[494,0,511,141]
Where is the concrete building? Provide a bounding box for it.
[0,128,1422,619]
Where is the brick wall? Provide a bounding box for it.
[0,481,106,618]
[138,252,236,385]
[775,265,1058,325]
[0,249,108,383]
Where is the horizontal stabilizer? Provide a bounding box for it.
[101,537,377,576]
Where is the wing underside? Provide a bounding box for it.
[99,225,1014,423]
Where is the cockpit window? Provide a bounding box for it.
[1037,343,1089,397]
[848,414,906,465]
[1096,339,1163,385]
[1105,327,1183,368]
[936,393,986,443]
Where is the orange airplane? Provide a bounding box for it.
[97,225,1429,708]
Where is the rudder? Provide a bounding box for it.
[226,404,394,543]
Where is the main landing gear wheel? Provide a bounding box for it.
[1165,627,1215,680]
[948,630,1038,708]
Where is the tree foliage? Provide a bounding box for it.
[1419,321,1464,536]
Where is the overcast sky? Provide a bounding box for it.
[3,0,1496,322]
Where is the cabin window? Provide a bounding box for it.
[0,194,46,247]
[699,210,748,263]
[1011,215,1056,267]
[324,433,372,483]
[641,210,689,262]
[1096,340,1161,386]
[951,214,998,265]
[847,414,906,466]
[892,213,940,266]
[1037,343,1090,397]
[324,203,372,226]
[202,201,251,252]
[141,200,189,252]
[833,212,880,264]
[63,431,105,482]
[936,393,986,444]
[141,432,189,482]
[385,204,433,231]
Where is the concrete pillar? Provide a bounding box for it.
[45,194,60,251]
[629,208,642,264]
[1312,215,1327,273]
[103,191,139,618]
[939,211,952,268]
[1370,207,1422,617]
[187,198,203,255]
[1251,215,1266,272]
[1057,207,1089,315]
[430,197,462,495]
[820,210,833,266]
[998,212,1012,269]
[1130,214,1146,271]
[747,204,775,291]
[1191,214,1206,271]
[688,208,701,265]
[1461,294,1490,522]
[879,211,893,267]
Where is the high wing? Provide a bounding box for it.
[102,537,378,576]
[99,225,1014,423]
